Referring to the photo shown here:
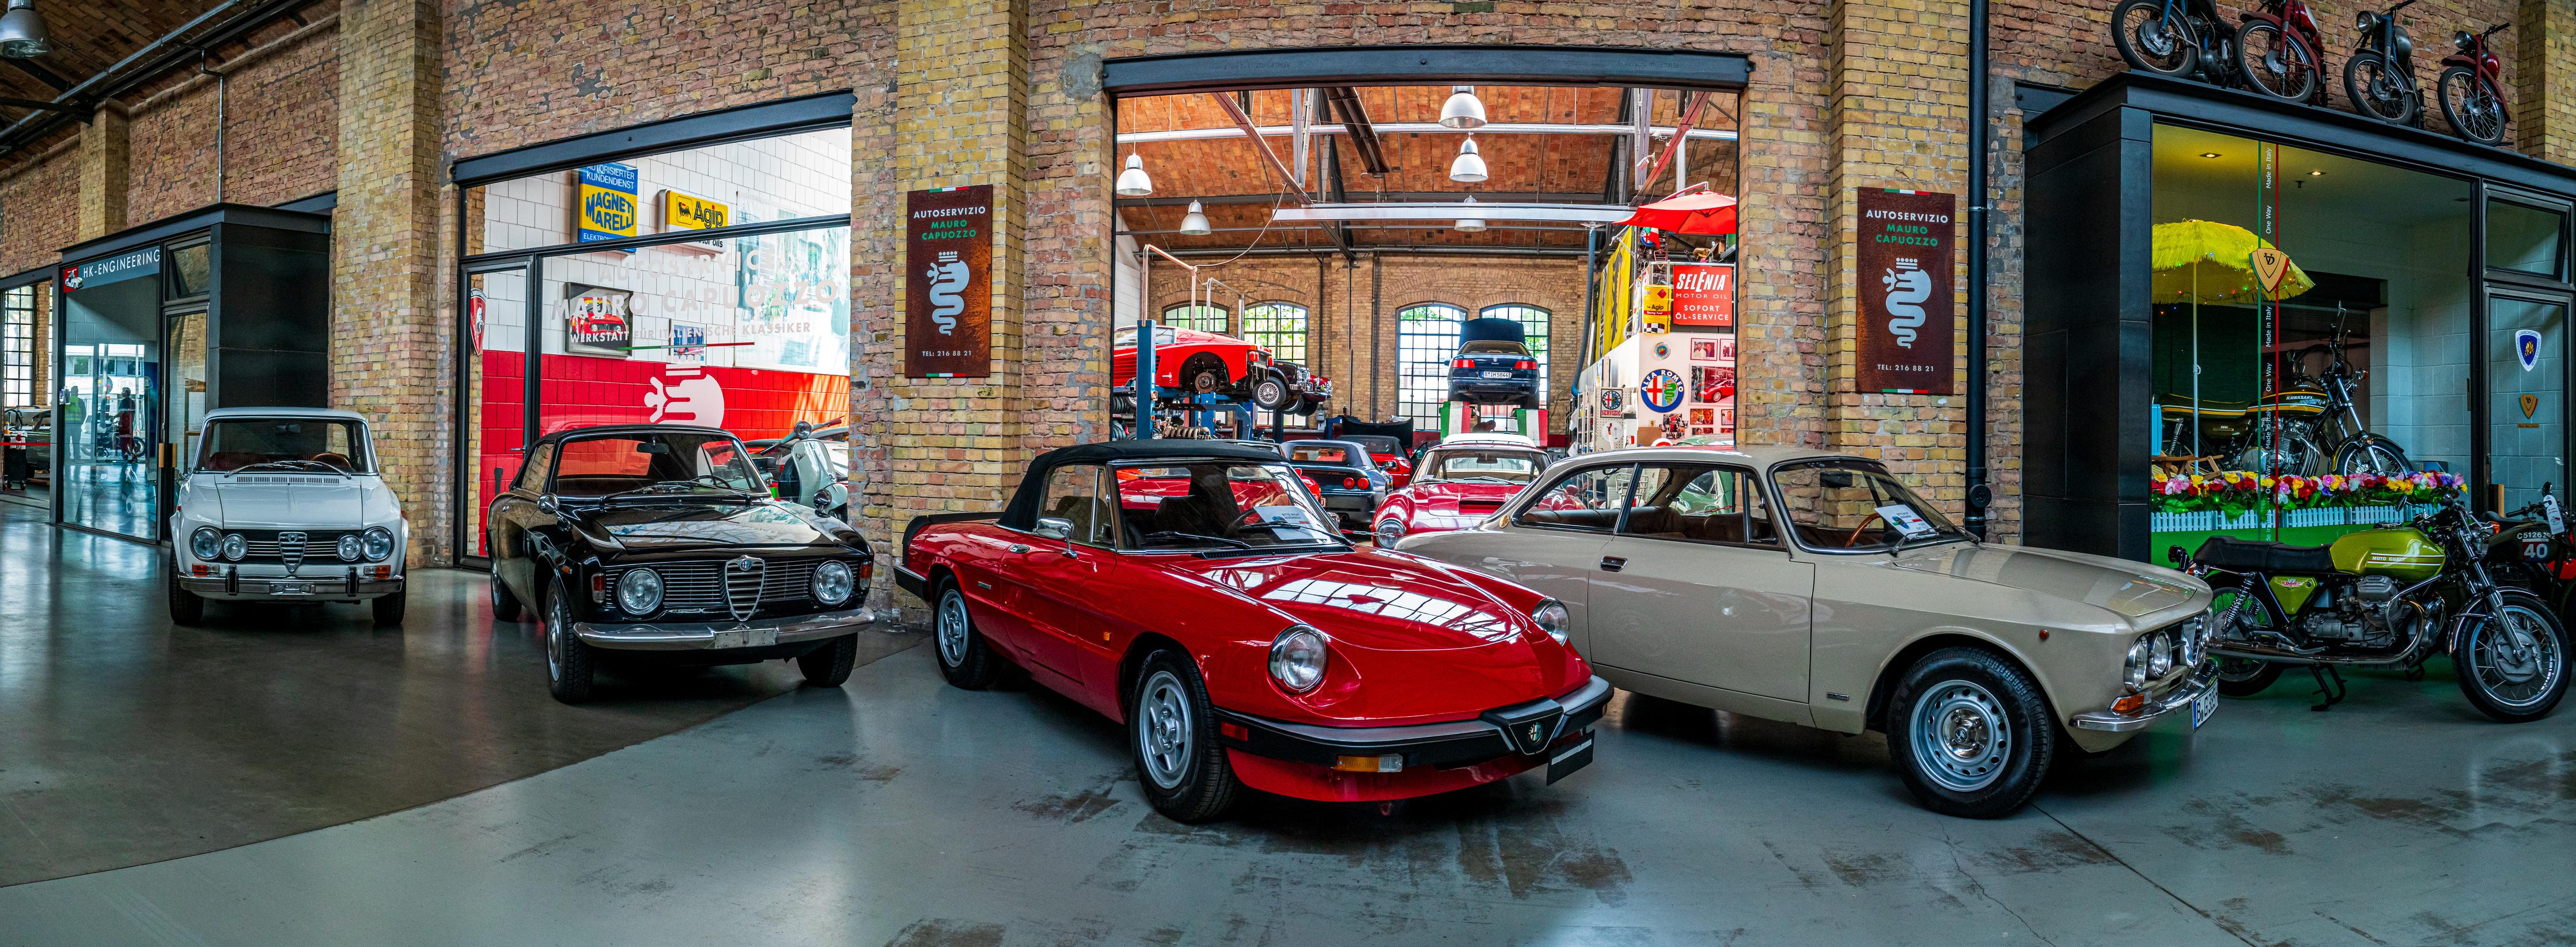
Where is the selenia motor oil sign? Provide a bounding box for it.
[1855,188,1956,395]
[904,185,993,378]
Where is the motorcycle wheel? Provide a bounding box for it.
[2235,21,2320,102]
[2111,0,2200,77]
[2438,66,2508,146]
[2216,656,2285,697]
[2453,589,2570,722]
[2342,51,2419,124]
[2331,435,2414,477]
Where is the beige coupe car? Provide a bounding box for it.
[1394,445,2219,817]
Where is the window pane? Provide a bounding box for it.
[1039,465,1112,546]
[1479,304,1551,402]
[1398,303,1466,419]
[2489,297,2568,512]
[168,243,211,298]
[1515,464,1634,532]
[466,126,853,256]
[1158,304,1229,334]
[2489,200,2567,279]
[1240,302,1308,368]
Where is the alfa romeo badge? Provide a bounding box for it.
[1640,369,1685,414]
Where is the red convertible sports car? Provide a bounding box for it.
[895,440,1607,822]
[1371,434,1550,547]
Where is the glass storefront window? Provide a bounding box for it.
[2488,199,2568,280]
[464,126,853,257]
[60,256,164,539]
[167,243,211,299]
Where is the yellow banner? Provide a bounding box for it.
[664,190,730,232]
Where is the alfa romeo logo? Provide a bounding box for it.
[1640,369,1684,414]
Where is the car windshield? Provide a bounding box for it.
[198,418,369,473]
[1771,461,1970,553]
[1460,340,1527,355]
[550,431,766,499]
[1289,443,1361,466]
[1419,448,1543,484]
[1113,327,1179,347]
[1113,461,1345,551]
[1342,435,1403,457]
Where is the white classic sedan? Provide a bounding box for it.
[168,407,408,626]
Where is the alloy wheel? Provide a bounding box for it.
[544,596,567,681]
[1910,680,2012,793]
[937,590,971,666]
[1136,669,1193,790]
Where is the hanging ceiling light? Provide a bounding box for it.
[1114,153,1154,197]
[1448,137,1488,184]
[1179,200,1213,236]
[1454,196,1487,233]
[1438,85,1487,130]
[0,0,50,59]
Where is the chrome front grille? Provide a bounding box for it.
[724,556,766,620]
[236,530,353,567]
[611,558,825,618]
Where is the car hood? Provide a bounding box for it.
[192,474,396,529]
[1889,543,2205,619]
[1399,481,1528,508]
[569,501,859,555]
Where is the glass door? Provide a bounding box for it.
[2486,291,2573,512]
[57,267,165,541]
[165,308,208,506]
[460,263,532,561]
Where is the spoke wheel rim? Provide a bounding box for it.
[1911,680,2011,793]
[2471,605,2563,709]
[2122,7,2186,68]
[937,591,970,666]
[1137,670,1194,790]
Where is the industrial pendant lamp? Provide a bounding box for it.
[1454,196,1487,233]
[1179,200,1213,236]
[1438,86,1487,130]
[0,0,51,59]
[1114,153,1154,197]
[1448,137,1488,184]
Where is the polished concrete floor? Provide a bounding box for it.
[5,502,2576,945]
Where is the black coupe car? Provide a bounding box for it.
[486,424,878,703]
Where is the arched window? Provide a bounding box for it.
[1396,302,1468,419]
[1158,303,1230,334]
[1240,301,1308,368]
[1479,304,1552,401]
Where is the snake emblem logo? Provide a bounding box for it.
[1881,259,1931,348]
[926,251,971,335]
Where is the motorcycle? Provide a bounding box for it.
[2110,0,2245,89]
[2176,485,2572,722]
[2343,0,2423,127]
[2234,0,2328,104]
[2437,22,2511,146]
[2160,310,2412,478]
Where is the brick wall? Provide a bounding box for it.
[0,139,81,275]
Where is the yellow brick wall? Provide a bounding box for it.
[77,106,131,241]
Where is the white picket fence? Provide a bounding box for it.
[2151,503,2442,533]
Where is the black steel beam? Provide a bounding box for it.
[452,91,856,185]
[1321,87,1388,176]
[3,60,69,93]
[1104,45,1754,96]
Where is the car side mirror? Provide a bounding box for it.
[537,495,560,517]
[1034,517,1073,540]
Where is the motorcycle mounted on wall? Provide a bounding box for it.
[2111,0,2249,89]
[2438,22,2512,146]
[2174,486,2572,722]
[2344,1,2426,127]
[2232,0,2329,104]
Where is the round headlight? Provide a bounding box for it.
[1270,625,1329,693]
[362,527,395,562]
[336,533,363,562]
[616,568,664,615]
[221,533,247,562]
[191,527,222,560]
[2148,632,2175,677]
[2125,636,2152,689]
[812,560,854,606]
[1531,598,1571,645]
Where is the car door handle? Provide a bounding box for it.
[1600,556,1626,573]
[1006,544,1032,554]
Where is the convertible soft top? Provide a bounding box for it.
[1000,439,1285,530]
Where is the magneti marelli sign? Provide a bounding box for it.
[904,185,994,378]
[1854,188,1957,395]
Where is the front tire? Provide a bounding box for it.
[2110,0,2199,77]
[933,582,1001,690]
[2236,21,2319,102]
[543,578,597,704]
[2439,66,2508,145]
[1251,374,1295,411]
[1886,647,2055,818]
[372,585,407,627]
[2454,590,2570,722]
[2343,51,2419,124]
[798,633,860,687]
[2215,656,2285,697]
[1130,649,1242,823]
[168,570,204,626]
[489,554,523,622]
[2332,434,2414,477]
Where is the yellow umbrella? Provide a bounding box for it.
[2151,219,2313,305]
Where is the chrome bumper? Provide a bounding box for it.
[574,606,879,651]
[2070,661,2221,732]
[178,573,404,600]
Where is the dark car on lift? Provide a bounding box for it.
[1446,317,1540,409]
[484,424,878,703]
[1281,438,1389,533]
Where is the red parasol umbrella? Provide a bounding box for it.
[1616,192,1737,235]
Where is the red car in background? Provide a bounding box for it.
[895,440,1606,822]
[1371,435,1550,547]
[1114,325,1303,411]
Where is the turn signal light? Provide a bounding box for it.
[2111,694,2147,715]
[1219,722,1248,741]
[857,562,873,581]
[191,564,212,577]
[1334,755,1404,773]
[372,566,392,579]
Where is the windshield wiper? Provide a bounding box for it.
[1142,531,1255,550]
[232,459,351,479]
[1888,528,1965,558]
[596,478,758,503]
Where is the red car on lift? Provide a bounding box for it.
[1112,325,1303,411]
[895,440,1606,823]
[1370,434,1550,547]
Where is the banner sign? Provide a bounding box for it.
[577,163,641,244]
[1854,188,1956,395]
[60,247,161,292]
[904,184,994,378]
[664,190,729,232]
[1670,263,1735,330]
[564,283,634,355]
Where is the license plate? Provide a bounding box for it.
[1481,370,1512,379]
[2190,685,2219,729]
[710,626,779,649]
[1545,735,1594,784]
[267,581,315,596]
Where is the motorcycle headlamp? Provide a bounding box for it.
[1270,625,1330,694]
[362,527,396,562]
[812,560,854,606]
[191,527,222,561]
[2356,11,2374,29]
[615,568,664,615]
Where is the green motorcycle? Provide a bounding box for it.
[2174,487,2571,721]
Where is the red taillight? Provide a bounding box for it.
[1343,476,1359,488]
[1514,359,1536,370]
[1452,359,1473,369]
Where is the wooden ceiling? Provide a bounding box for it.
[1115,84,1742,255]
[0,0,226,114]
